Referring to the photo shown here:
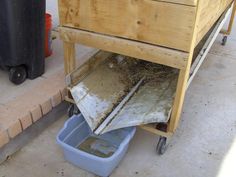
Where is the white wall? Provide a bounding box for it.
[46,0,59,28]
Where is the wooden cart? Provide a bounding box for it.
[58,0,236,154]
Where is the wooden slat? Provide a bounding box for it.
[196,0,233,45]
[140,125,173,138]
[59,27,189,69]
[58,0,197,51]
[189,7,231,87]
[63,42,76,75]
[168,0,203,133]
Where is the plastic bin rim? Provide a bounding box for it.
[56,115,136,162]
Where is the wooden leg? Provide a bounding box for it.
[168,68,189,133]
[63,41,76,75]
[167,2,235,133]
[221,1,236,35]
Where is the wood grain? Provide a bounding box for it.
[59,27,189,69]
[59,0,197,52]
[196,0,233,45]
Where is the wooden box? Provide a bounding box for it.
[58,0,232,51]
[58,0,236,149]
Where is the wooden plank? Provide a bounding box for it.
[168,0,203,133]
[189,7,231,87]
[196,0,233,45]
[59,27,189,69]
[63,42,76,75]
[140,125,173,138]
[58,0,197,51]
[168,69,189,132]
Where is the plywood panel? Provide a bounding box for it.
[58,0,196,52]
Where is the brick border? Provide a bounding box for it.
[0,87,67,149]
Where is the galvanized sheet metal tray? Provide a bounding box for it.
[70,55,178,134]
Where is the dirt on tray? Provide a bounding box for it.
[109,55,177,86]
[71,54,178,132]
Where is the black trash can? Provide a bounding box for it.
[0,0,45,84]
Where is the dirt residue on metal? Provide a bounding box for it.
[110,55,177,86]
[72,54,178,131]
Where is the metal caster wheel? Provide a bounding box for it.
[156,136,168,155]
[221,36,228,46]
[9,66,27,85]
[68,104,80,117]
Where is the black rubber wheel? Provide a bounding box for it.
[156,136,168,155]
[222,36,228,46]
[68,104,80,117]
[9,66,27,85]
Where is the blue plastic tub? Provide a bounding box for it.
[56,114,136,177]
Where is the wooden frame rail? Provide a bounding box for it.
[59,27,189,70]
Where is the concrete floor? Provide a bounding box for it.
[1,24,236,177]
